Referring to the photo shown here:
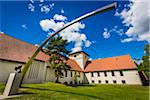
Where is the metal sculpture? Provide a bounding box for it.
[21,2,117,82]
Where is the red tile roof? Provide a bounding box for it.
[0,33,136,72]
[66,59,83,72]
[0,33,83,71]
[0,33,50,62]
[84,55,137,72]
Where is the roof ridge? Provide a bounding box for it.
[85,54,136,72]
[67,58,83,72]
[69,59,83,70]
[91,54,130,62]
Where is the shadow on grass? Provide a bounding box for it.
[18,92,35,95]
[66,84,97,87]
[21,86,104,99]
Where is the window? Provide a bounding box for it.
[104,72,107,77]
[97,72,100,77]
[113,80,117,84]
[122,80,126,84]
[46,66,50,68]
[71,71,72,77]
[91,72,94,77]
[120,71,124,76]
[70,81,73,84]
[98,80,101,83]
[79,72,80,77]
[105,80,108,83]
[92,80,94,83]
[61,70,64,77]
[111,71,115,76]
[65,71,67,77]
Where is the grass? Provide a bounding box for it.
[0,82,149,100]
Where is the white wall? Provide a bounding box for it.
[0,60,21,83]
[59,70,84,84]
[45,69,84,84]
[69,53,88,70]
[85,70,142,85]
[0,60,142,85]
[0,60,46,84]
[45,67,56,82]
[23,60,46,84]
[0,60,84,84]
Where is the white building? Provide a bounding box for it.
[0,33,142,85]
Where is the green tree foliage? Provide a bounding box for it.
[45,36,70,83]
[138,44,150,78]
[74,71,80,85]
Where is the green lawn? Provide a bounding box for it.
[0,83,149,100]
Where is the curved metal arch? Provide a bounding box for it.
[21,2,117,81]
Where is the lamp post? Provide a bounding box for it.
[21,2,117,82]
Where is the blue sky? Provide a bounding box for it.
[0,0,148,60]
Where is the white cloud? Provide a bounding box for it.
[103,28,110,39]
[34,44,39,47]
[40,3,54,14]
[41,5,50,14]
[61,9,64,13]
[40,14,92,53]
[28,3,35,12]
[28,2,54,13]
[102,26,125,38]
[0,31,4,34]
[121,38,135,43]
[134,59,143,65]
[49,3,54,8]
[40,19,65,32]
[85,40,91,47]
[30,0,34,3]
[115,0,150,43]
[110,27,124,36]
[71,46,82,53]
[137,33,150,42]
[89,58,92,61]
[121,33,150,43]
[92,41,96,43]
[53,14,67,21]
[21,24,27,29]
[39,0,44,3]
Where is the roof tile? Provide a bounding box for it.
[0,33,49,62]
[0,33,83,71]
[84,55,136,72]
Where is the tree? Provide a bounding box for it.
[142,44,150,77]
[137,44,150,78]
[45,36,70,83]
[74,71,80,85]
